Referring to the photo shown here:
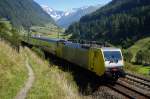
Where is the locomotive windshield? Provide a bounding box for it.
[103,51,122,61]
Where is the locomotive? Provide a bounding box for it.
[24,36,125,78]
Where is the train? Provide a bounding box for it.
[23,36,125,79]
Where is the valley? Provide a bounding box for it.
[0,0,150,99]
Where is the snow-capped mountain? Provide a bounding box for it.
[41,5,64,21]
[42,5,101,28]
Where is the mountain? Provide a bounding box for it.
[42,5,64,21]
[66,0,150,48]
[0,0,55,29]
[42,5,101,28]
[57,5,101,28]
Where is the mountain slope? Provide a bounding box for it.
[66,0,150,48]
[0,0,55,29]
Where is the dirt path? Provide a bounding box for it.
[15,59,35,99]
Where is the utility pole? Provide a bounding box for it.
[58,32,59,39]
[57,27,59,39]
[27,26,31,42]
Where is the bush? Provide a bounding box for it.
[123,50,133,62]
[135,50,150,65]
[31,47,45,59]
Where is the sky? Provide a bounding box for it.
[34,0,112,11]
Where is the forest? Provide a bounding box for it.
[66,0,150,48]
[0,0,54,29]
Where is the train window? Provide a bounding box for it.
[103,51,122,61]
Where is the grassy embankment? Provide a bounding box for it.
[0,41,82,99]
[128,37,150,62]
[125,37,150,77]
[25,48,82,99]
[124,62,150,77]
[0,41,28,99]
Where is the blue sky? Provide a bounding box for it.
[34,0,112,11]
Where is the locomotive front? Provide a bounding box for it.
[101,48,125,78]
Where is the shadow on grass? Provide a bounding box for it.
[44,51,113,95]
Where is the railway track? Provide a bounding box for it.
[106,73,150,99]
[125,73,150,90]
[126,73,150,87]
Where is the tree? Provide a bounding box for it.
[0,18,21,50]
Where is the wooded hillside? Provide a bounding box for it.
[66,0,150,48]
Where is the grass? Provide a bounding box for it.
[0,41,28,99]
[24,48,82,99]
[126,37,150,77]
[128,37,150,62]
[47,33,72,39]
[0,41,83,99]
[31,24,67,37]
[124,62,150,77]
[31,24,60,34]
[30,24,72,39]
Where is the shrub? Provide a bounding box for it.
[123,50,133,62]
[31,47,45,59]
[135,50,150,65]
